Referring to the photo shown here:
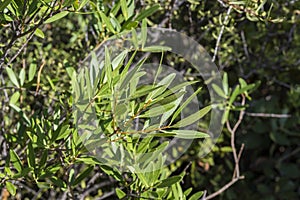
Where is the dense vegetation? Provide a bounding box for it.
[0,0,299,199]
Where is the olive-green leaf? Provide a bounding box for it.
[212,83,227,98]
[116,188,126,199]
[135,4,160,21]
[34,28,45,38]
[162,130,209,139]
[0,0,11,12]
[72,166,93,186]
[19,68,25,86]
[120,0,128,20]
[44,11,69,24]
[157,175,182,188]
[6,67,19,87]
[172,105,211,128]
[142,45,171,52]
[6,181,16,196]
[28,63,37,81]
[170,86,202,124]
[9,149,22,173]
[189,191,204,200]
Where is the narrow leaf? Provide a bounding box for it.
[172,105,211,128]
[6,181,16,196]
[44,11,69,23]
[135,4,160,21]
[120,0,128,20]
[212,83,227,98]
[116,188,126,199]
[9,149,22,173]
[6,67,19,87]
[163,130,209,139]
[28,63,37,81]
[157,175,182,188]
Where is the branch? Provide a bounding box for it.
[245,112,291,118]
[211,6,232,63]
[205,95,246,200]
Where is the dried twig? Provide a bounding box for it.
[205,95,246,200]
[246,112,291,118]
[212,6,232,63]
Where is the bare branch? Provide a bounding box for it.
[212,6,232,63]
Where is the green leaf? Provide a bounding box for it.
[139,103,175,118]
[223,72,229,95]
[157,175,182,188]
[44,11,69,23]
[142,45,171,52]
[104,46,112,86]
[99,11,115,33]
[135,4,160,21]
[6,181,16,196]
[120,0,128,20]
[141,19,147,49]
[72,166,93,186]
[28,63,37,81]
[212,83,227,98]
[19,68,25,86]
[116,188,126,199]
[9,92,20,104]
[189,191,204,200]
[34,28,45,38]
[170,87,202,124]
[162,130,209,139]
[78,0,89,10]
[6,67,19,87]
[9,149,22,173]
[131,28,138,48]
[27,142,35,168]
[172,105,211,128]
[229,85,240,105]
[0,0,11,12]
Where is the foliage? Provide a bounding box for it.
[0,0,299,199]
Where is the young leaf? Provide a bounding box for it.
[27,142,35,168]
[34,28,45,38]
[120,0,128,20]
[172,105,211,128]
[135,4,160,21]
[19,68,25,86]
[189,191,204,200]
[116,188,126,199]
[162,130,209,139]
[9,149,22,173]
[44,11,69,23]
[156,175,182,188]
[139,103,175,118]
[0,0,11,12]
[72,166,93,186]
[170,87,202,124]
[229,85,240,105]
[141,19,147,49]
[6,181,16,196]
[223,72,229,95]
[28,63,37,81]
[6,67,19,87]
[99,11,115,33]
[212,83,227,98]
[142,45,171,52]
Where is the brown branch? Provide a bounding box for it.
[206,95,246,200]
[245,112,291,118]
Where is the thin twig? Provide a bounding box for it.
[205,95,246,200]
[212,6,232,63]
[246,112,291,118]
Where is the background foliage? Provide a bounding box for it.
[0,0,299,199]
